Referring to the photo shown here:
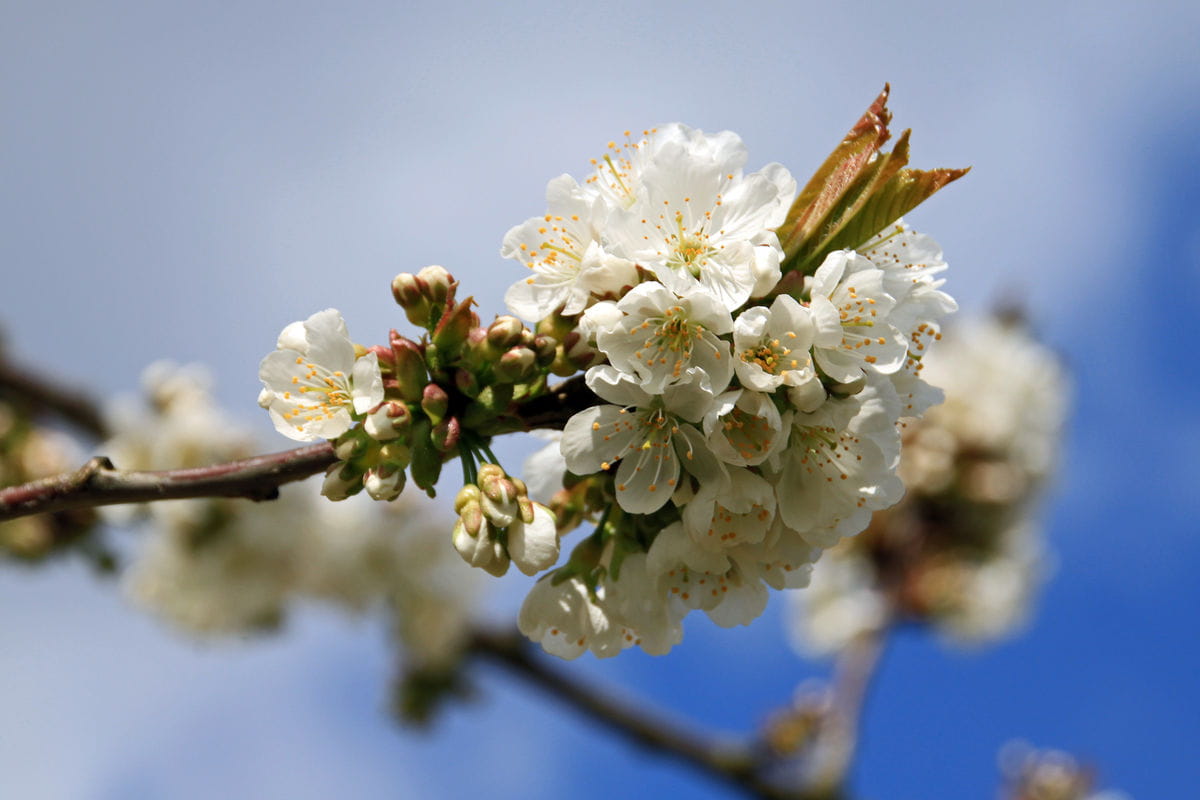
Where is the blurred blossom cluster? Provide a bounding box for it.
[790,316,1069,654]
[998,741,1128,800]
[0,397,97,561]
[254,94,968,659]
[105,363,482,670]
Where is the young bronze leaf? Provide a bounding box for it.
[777,85,893,259]
[788,129,915,274]
[816,165,971,259]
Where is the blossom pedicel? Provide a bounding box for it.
[257,85,968,658]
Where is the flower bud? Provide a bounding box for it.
[430,415,462,453]
[431,298,477,360]
[333,428,370,461]
[391,272,433,327]
[495,346,538,383]
[378,440,412,468]
[420,383,450,425]
[321,463,363,501]
[454,367,480,399]
[552,331,598,376]
[478,464,514,503]
[364,465,406,501]
[453,485,484,539]
[531,334,558,367]
[364,401,412,442]
[536,312,575,342]
[416,264,454,306]
[455,483,483,513]
[452,517,510,577]
[389,333,428,403]
[508,503,561,576]
[486,315,526,350]
[516,493,536,525]
[367,344,395,369]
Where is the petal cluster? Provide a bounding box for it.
[502,126,960,659]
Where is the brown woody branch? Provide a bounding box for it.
[0,376,599,523]
[0,356,108,438]
[0,445,339,521]
[469,628,836,800]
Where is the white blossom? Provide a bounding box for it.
[518,574,628,659]
[702,388,789,468]
[602,129,795,312]
[681,467,776,551]
[257,309,383,442]
[809,250,908,383]
[732,294,819,393]
[561,366,724,514]
[593,281,734,395]
[502,175,637,322]
[772,376,903,546]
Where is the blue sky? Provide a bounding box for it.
[2,2,1198,797]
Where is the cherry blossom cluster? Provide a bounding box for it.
[789,317,1069,654]
[255,90,968,658]
[506,126,957,658]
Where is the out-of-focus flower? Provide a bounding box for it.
[110,363,482,670]
[998,740,1129,800]
[789,316,1069,653]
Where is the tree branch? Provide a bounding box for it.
[0,356,108,438]
[469,628,833,800]
[0,444,338,521]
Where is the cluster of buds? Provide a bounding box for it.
[451,463,558,577]
[260,266,589,507]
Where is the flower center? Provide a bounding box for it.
[720,407,775,461]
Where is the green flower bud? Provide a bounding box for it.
[536,311,576,342]
[416,264,454,306]
[390,333,429,404]
[532,334,558,367]
[486,315,526,350]
[430,415,462,453]
[378,440,412,468]
[420,383,450,425]
[333,428,370,461]
[454,367,480,399]
[431,298,477,360]
[552,331,598,376]
[494,346,538,383]
[391,272,428,326]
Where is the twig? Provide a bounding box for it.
[0,445,338,521]
[469,628,826,800]
[0,357,108,438]
[804,628,887,795]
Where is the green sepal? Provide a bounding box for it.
[408,417,442,497]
